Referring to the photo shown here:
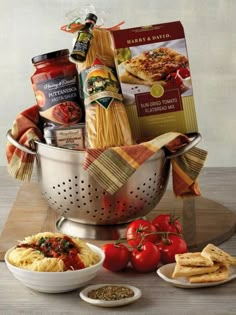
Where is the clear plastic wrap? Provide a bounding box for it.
[74,28,134,149]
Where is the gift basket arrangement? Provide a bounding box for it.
[6,7,207,239]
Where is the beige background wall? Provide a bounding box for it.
[0,0,235,166]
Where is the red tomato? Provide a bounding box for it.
[52,101,82,124]
[152,214,183,234]
[157,234,188,264]
[177,68,190,79]
[102,243,130,272]
[165,72,183,88]
[131,241,161,272]
[126,219,158,248]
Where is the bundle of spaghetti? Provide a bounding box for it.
[77,28,115,71]
[75,28,134,149]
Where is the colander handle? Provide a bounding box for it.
[6,129,37,155]
[166,132,202,159]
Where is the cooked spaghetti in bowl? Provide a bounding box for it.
[5,232,105,293]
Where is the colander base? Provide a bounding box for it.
[56,216,140,240]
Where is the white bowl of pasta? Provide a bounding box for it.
[4,232,105,293]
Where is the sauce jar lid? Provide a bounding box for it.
[32,49,69,64]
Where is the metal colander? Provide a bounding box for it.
[7,131,201,236]
[36,144,170,225]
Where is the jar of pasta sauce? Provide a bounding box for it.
[31,49,84,125]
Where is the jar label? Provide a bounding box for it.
[80,58,123,109]
[34,74,84,124]
[55,127,85,149]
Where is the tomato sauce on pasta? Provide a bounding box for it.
[17,235,85,271]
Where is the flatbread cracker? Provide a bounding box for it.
[201,244,236,265]
[175,252,214,267]
[189,264,229,283]
[121,47,188,83]
[172,262,221,278]
[120,70,154,85]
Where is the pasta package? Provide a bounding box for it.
[75,28,134,148]
[8,232,100,272]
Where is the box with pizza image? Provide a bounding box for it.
[111,21,198,140]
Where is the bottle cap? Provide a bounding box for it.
[85,13,97,24]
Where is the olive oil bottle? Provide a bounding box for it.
[70,13,97,62]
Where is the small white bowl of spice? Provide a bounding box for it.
[79,283,142,307]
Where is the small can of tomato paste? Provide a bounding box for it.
[31,49,84,125]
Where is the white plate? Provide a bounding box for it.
[80,284,141,307]
[157,263,236,289]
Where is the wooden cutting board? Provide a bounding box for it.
[1,182,236,260]
[0,183,60,260]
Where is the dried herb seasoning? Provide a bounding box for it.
[87,285,135,301]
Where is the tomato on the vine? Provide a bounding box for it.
[102,243,130,272]
[131,241,161,272]
[126,219,158,248]
[157,234,188,264]
[152,214,183,234]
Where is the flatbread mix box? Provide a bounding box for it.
[110,21,198,140]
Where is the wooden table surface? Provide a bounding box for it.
[1,166,236,315]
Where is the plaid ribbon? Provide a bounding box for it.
[6,105,42,181]
[84,132,208,197]
[6,106,207,198]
